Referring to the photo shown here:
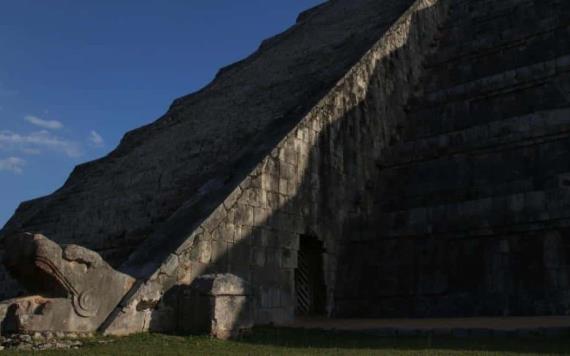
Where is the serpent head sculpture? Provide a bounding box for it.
[2,233,135,333]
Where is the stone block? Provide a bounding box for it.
[177,261,207,286]
[265,248,282,268]
[229,241,252,269]
[244,188,263,208]
[279,162,297,181]
[234,204,254,227]
[1,233,136,334]
[178,274,253,340]
[279,178,289,196]
[249,174,263,190]
[262,229,280,248]
[264,158,280,176]
[279,231,300,250]
[281,249,298,269]
[197,238,212,264]
[281,143,298,166]
[211,239,229,267]
[253,207,271,226]
[259,288,273,309]
[235,224,254,243]
[251,247,266,267]
[160,254,179,277]
[213,223,237,243]
[266,192,281,210]
[263,174,281,194]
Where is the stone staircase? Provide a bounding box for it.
[342,0,570,318]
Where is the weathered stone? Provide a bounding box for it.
[0,0,525,336]
[179,274,253,340]
[0,331,92,351]
[1,233,135,333]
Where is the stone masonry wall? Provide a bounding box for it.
[103,0,450,335]
[334,0,570,318]
[0,0,419,302]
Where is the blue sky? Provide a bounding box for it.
[0,0,322,227]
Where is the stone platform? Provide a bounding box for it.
[283,317,570,337]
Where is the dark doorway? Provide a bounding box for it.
[295,235,326,316]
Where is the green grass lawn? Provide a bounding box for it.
[6,328,570,355]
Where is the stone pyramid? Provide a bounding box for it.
[0,0,567,336]
[335,0,570,318]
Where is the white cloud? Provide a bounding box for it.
[89,130,104,147]
[0,157,26,174]
[21,148,41,155]
[0,130,81,158]
[24,115,63,130]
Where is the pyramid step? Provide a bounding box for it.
[370,188,570,239]
[377,163,568,213]
[377,176,539,213]
[427,16,569,75]
[416,55,570,109]
[447,0,539,21]
[423,23,570,94]
[443,0,565,42]
[444,18,563,52]
[403,72,570,141]
[377,132,570,211]
[443,9,565,52]
[381,108,570,169]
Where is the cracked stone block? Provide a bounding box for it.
[178,274,253,340]
[1,233,135,334]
